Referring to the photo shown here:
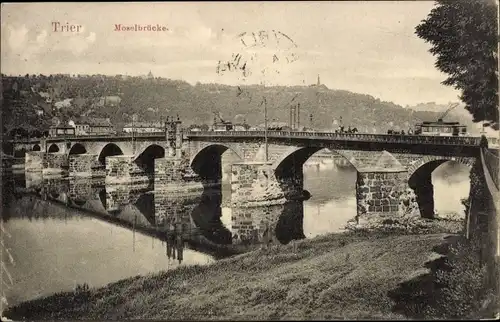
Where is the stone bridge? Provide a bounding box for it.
[13,130,487,224]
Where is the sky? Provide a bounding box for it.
[1,1,462,107]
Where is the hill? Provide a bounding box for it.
[1,74,479,136]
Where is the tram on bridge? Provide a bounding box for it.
[414,120,468,137]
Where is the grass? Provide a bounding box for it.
[2,220,494,320]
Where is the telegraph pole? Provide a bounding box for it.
[264,96,268,162]
[296,103,300,130]
[132,114,137,154]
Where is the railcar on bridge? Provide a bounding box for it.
[414,120,468,137]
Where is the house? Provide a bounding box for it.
[73,117,115,135]
[97,96,122,107]
[123,121,164,133]
[49,125,76,137]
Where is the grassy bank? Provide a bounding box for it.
[3,220,492,320]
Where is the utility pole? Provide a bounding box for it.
[132,114,137,154]
[264,96,268,162]
[296,103,300,130]
[309,113,313,130]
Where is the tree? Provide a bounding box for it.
[416,0,498,130]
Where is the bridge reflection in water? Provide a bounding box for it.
[5,156,472,261]
[10,171,318,261]
[2,155,474,310]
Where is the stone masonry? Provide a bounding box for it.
[355,171,414,224]
[230,161,305,208]
[17,134,481,230]
[42,152,69,176]
[105,155,149,185]
[154,157,203,194]
[68,153,101,178]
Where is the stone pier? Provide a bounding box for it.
[42,152,68,176]
[105,155,149,185]
[154,157,203,193]
[68,153,102,178]
[355,170,411,224]
[230,161,304,207]
[25,151,44,172]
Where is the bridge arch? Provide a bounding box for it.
[273,147,358,175]
[408,156,475,219]
[32,144,41,151]
[98,143,124,165]
[190,144,243,181]
[270,146,359,203]
[48,144,60,153]
[68,143,87,155]
[407,156,475,179]
[134,144,166,174]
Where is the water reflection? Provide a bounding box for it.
[1,180,214,308]
[1,160,470,309]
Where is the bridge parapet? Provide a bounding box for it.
[482,148,499,190]
[186,131,482,146]
[10,130,483,147]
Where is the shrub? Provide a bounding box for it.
[423,239,490,319]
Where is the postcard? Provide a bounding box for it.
[1,1,499,320]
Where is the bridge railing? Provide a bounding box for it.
[9,131,169,143]
[482,148,499,190]
[186,130,482,146]
[10,130,483,146]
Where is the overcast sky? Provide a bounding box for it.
[1,1,461,106]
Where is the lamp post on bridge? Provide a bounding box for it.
[263,95,268,162]
[132,113,137,155]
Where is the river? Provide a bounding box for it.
[0,157,470,311]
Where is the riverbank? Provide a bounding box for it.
[4,218,491,320]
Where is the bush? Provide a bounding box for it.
[423,239,490,319]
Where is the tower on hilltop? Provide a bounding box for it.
[317,74,320,86]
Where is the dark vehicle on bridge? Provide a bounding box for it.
[412,103,468,137]
[414,120,468,137]
[48,125,76,137]
[268,125,292,131]
[212,112,234,131]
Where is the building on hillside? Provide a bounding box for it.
[123,121,164,133]
[97,96,122,107]
[49,125,76,137]
[73,117,115,135]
